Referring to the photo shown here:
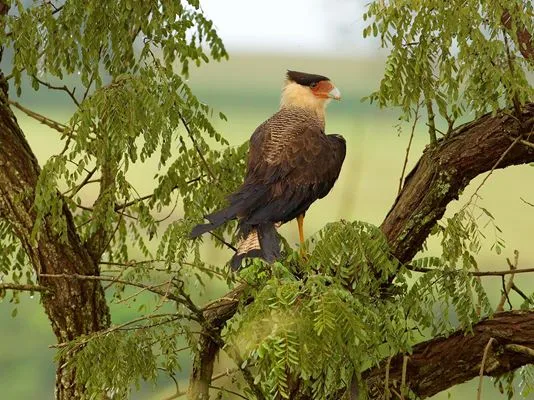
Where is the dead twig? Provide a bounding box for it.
[496,251,518,312]
[9,100,68,134]
[32,75,80,107]
[0,283,49,292]
[477,338,496,400]
[462,136,520,211]
[398,103,420,195]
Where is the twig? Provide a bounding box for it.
[209,231,238,252]
[401,355,409,400]
[398,103,420,195]
[384,355,392,400]
[520,197,534,207]
[158,368,183,400]
[102,259,230,280]
[81,45,103,102]
[178,114,218,184]
[161,390,186,400]
[118,315,184,332]
[209,385,248,400]
[406,264,534,277]
[33,75,80,107]
[173,279,208,326]
[113,279,172,304]
[511,284,533,305]
[505,344,534,358]
[114,177,202,211]
[425,96,436,145]
[9,100,68,134]
[211,368,238,382]
[473,263,482,317]
[66,167,98,198]
[51,313,188,349]
[477,338,496,400]
[0,283,49,292]
[425,122,446,137]
[38,273,191,308]
[462,136,520,211]
[496,252,518,312]
[67,159,92,174]
[224,349,267,400]
[115,193,155,211]
[503,30,522,118]
[519,139,534,149]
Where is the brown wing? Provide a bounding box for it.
[235,108,346,225]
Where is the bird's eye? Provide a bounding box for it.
[310,82,317,89]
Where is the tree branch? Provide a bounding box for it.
[38,273,192,309]
[406,264,534,277]
[0,282,49,292]
[361,311,534,399]
[381,103,534,265]
[32,76,80,107]
[113,176,202,211]
[9,100,68,134]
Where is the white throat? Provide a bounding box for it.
[279,81,329,121]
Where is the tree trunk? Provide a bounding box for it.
[0,81,111,399]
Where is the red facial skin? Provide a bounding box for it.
[310,80,335,99]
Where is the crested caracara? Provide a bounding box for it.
[191,70,346,269]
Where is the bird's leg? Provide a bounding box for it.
[297,214,306,256]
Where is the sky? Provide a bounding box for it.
[200,0,379,56]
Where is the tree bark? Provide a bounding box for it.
[362,311,534,399]
[382,103,534,264]
[188,285,246,399]
[0,84,111,398]
[189,103,534,398]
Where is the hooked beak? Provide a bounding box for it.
[328,86,341,100]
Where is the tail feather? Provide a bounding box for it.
[229,223,281,270]
[190,184,269,239]
[190,205,240,238]
[257,223,280,262]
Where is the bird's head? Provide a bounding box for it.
[280,70,341,117]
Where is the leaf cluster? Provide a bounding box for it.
[225,220,493,399]
[364,0,533,134]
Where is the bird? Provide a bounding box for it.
[191,70,346,269]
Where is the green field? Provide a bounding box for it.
[1,53,533,399]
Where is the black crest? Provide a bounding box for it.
[286,70,330,86]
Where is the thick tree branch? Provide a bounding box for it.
[381,103,534,264]
[362,311,534,399]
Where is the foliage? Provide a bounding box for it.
[225,221,492,399]
[364,0,533,139]
[57,315,192,399]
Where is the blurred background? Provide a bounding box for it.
[1,0,533,398]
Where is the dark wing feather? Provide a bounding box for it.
[230,107,345,227]
[243,125,346,225]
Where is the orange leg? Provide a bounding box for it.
[297,214,306,255]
